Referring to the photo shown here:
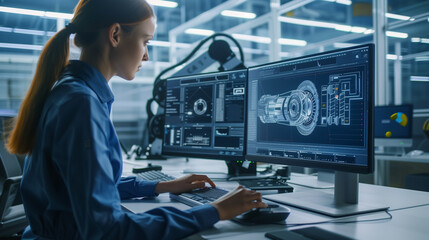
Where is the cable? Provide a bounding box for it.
[151,33,245,100]
[272,210,393,227]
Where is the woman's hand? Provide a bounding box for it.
[155,174,216,194]
[211,186,268,220]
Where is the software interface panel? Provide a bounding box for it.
[247,46,371,167]
[163,69,247,158]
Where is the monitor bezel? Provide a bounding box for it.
[245,43,375,174]
[162,69,248,161]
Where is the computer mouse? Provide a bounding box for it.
[234,204,291,224]
[407,150,424,156]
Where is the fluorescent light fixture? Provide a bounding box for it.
[279,16,338,29]
[184,28,214,36]
[333,42,358,48]
[324,0,352,5]
[221,10,256,19]
[146,0,178,8]
[335,25,352,32]
[411,37,429,44]
[421,38,429,44]
[232,34,271,44]
[0,27,55,36]
[415,56,429,62]
[0,6,44,17]
[0,6,73,19]
[410,76,429,82]
[0,27,12,32]
[411,37,421,42]
[231,33,306,46]
[386,54,399,60]
[351,26,367,33]
[278,38,307,46]
[44,11,73,19]
[385,13,411,21]
[364,29,374,35]
[386,31,408,39]
[335,0,352,5]
[0,42,43,51]
[279,16,368,34]
[150,40,190,48]
[13,28,45,36]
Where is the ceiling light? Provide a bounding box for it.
[415,56,429,62]
[278,38,307,46]
[335,0,352,5]
[411,38,421,42]
[44,11,73,19]
[184,28,214,36]
[13,28,46,36]
[221,10,256,19]
[386,31,408,39]
[0,6,73,19]
[0,42,43,51]
[333,43,358,48]
[410,76,429,82]
[0,27,12,32]
[386,54,399,60]
[421,38,429,44]
[279,16,368,34]
[364,29,374,35]
[232,34,271,44]
[324,0,352,5]
[385,13,411,21]
[146,0,178,8]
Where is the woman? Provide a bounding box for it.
[6,0,267,239]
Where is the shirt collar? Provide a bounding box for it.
[61,60,114,103]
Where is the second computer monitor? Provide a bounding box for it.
[374,105,413,147]
[163,69,247,160]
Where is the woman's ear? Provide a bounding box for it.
[108,23,121,48]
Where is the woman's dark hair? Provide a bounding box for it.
[6,0,154,154]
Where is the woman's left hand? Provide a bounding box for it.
[155,174,216,194]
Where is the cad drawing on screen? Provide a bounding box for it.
[258,80,319,136]
[257,72,363,136]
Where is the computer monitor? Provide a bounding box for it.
[246,43,387,217]
[374,105,413,148]
[162,69,247,162]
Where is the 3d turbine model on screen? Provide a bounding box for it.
[194,98,208,115]
[258,80,319,136]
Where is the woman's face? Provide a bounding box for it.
[113,18,155,80]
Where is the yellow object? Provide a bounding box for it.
[423,119,429,139]
[390,112,408,127]
[385,131,392,138]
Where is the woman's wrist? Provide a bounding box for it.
[155,181,171,194]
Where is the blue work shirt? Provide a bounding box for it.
[21,60,219,240]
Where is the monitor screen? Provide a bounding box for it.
[374,105,413,147]
[162,69,247,160]
[246,44,374,173]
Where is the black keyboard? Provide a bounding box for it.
[239,178,293,193]
[136,170,175,181]
[136,171,229,206]
[170,187,229,206]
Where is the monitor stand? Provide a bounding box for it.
[264,171,389,217]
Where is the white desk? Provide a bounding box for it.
[122,157,429,240]
[374,153,429,185]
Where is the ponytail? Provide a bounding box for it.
[6,28,73,154]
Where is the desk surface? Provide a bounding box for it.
[121,157,429,240]
[375,153,429,163]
